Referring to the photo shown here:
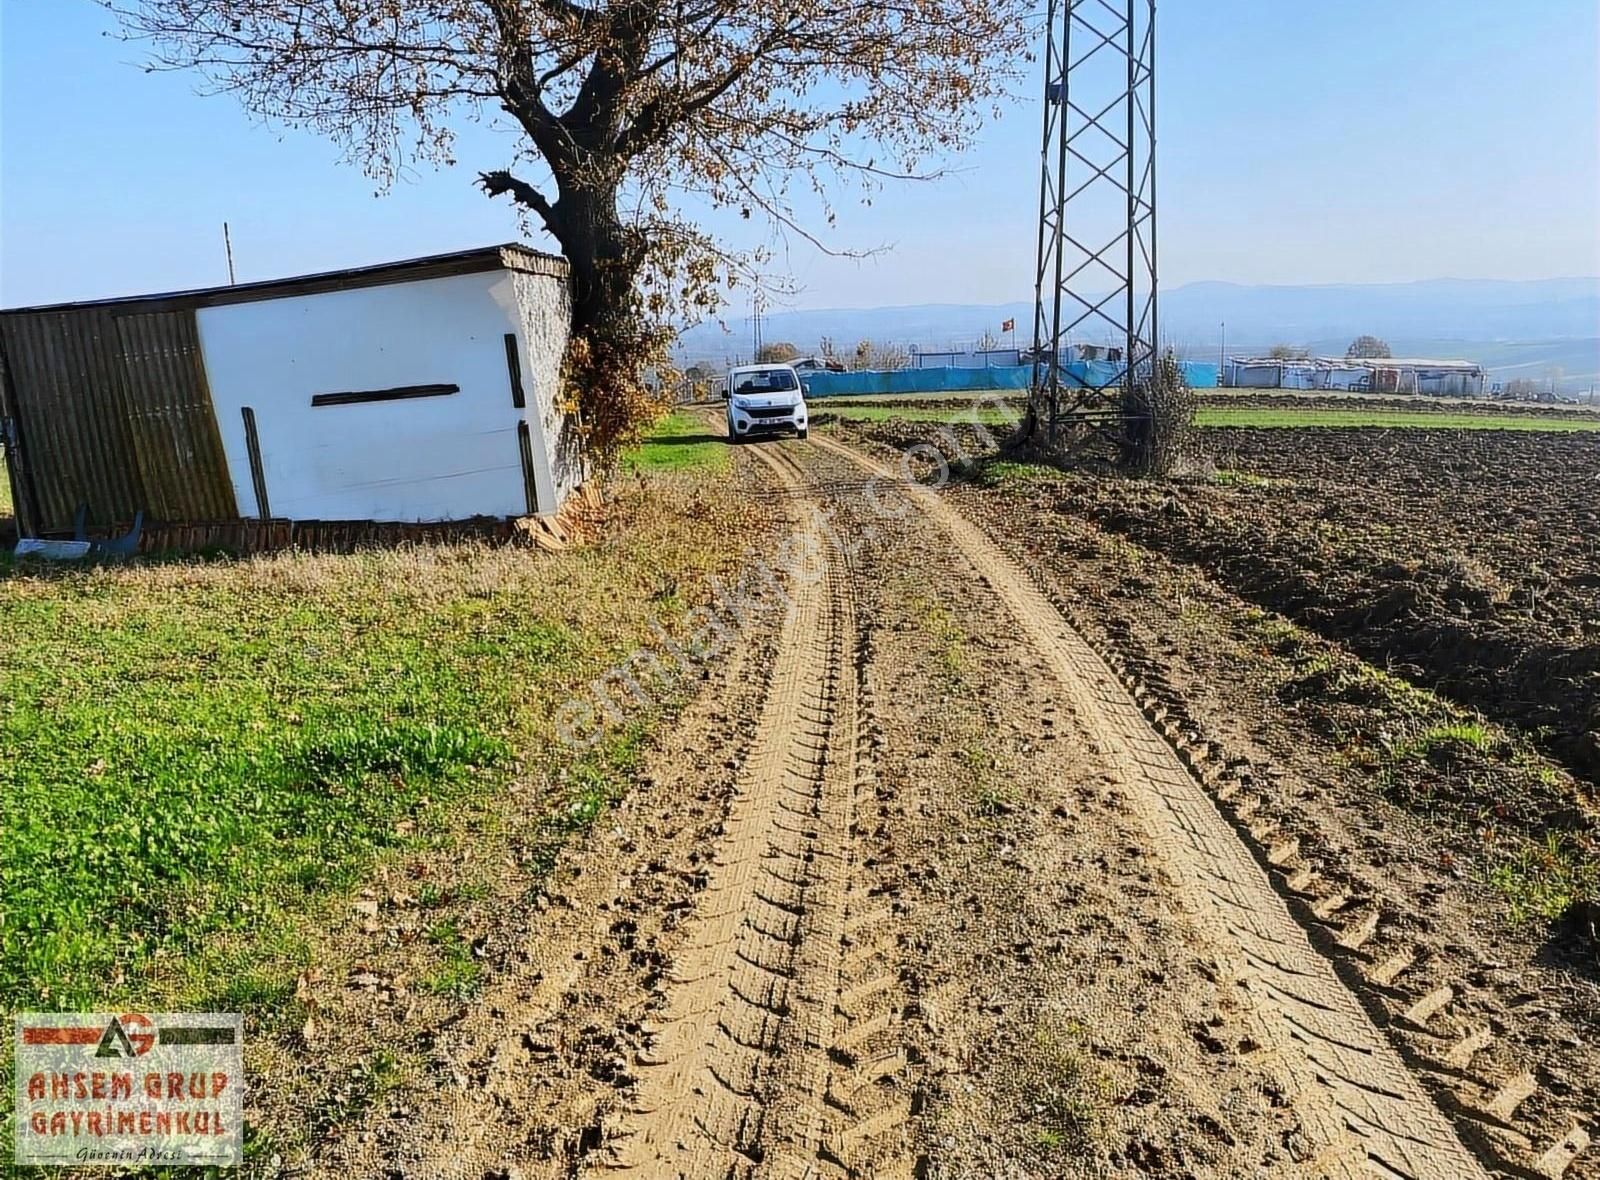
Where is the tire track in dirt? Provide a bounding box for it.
[602,439,914,1178]
[806,432,1491,1180]
[758,445,921,1180]
[1057,619,1595,1178]
[811,627,921,1180]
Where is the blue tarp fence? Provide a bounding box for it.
[801,362,1218,398]
[800,366,1030,397]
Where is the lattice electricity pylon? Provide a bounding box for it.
[1027,0,1158,445]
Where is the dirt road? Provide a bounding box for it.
[324,426,1577,1179]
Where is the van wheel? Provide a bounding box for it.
[797,427,809,440]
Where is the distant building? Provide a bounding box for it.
[1226,359,1306,389]
[1364,359,1486,397]
[1066,343,1123,365]
[791,356,843,373]
[1314,364,1371,391]
[912,346,1025,369]
[972,347,1022,367]
[1223,356,1486,397]
[0,244,579,537]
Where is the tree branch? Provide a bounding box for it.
[478,169,560,236]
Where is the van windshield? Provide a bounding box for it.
[735,370,798,394]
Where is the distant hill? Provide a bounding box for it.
[678,277,1600,392]
[1165,278,1600,343]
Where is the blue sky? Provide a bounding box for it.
[2,0,1597,311]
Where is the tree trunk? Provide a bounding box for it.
[549,181,635,346]
[537,175,663,465]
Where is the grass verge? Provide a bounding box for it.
[0,555,555,1009]
[622,408,730,473]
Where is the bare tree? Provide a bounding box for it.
[107,0,1029,459]
[1346,335,1392,359]
[850,339,909,371]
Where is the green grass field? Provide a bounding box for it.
[815,401,1600,432]
[3,561,527,1009]
[0,483,750,1018]
[623,408,729,473]
[0,407,721,1016]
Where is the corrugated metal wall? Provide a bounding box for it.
[113,311,236,521]
[0,306,237,531]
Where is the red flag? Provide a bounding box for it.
[1001,318,1015,333]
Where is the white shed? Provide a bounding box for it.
[0,244,580,536]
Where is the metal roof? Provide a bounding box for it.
[1357,358,1485,370]
[1,243,568,317]
[1231,356,1485,372]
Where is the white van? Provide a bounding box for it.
[722,363,809,443]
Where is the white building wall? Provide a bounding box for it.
[1414,369,1485,397]
[503,270,581,506]
[1279,363,1317,390]
[198,269,570,522]
[1231,363,1281,388]
[1315,366,1370,391]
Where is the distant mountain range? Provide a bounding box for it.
[677,277,1600,391]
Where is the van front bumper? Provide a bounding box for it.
[730,405,807,436]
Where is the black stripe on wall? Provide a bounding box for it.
[241,406,271,519]
[517,421,540,516]
[310,383,459,408]
[504,334,526,408]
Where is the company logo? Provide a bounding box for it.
[23,1013,159,1058]
[15,1012,243,1168]
[23,1013,237,1059]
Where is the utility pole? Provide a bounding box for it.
[1028,0,1158,444]
[223,222,237,285]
